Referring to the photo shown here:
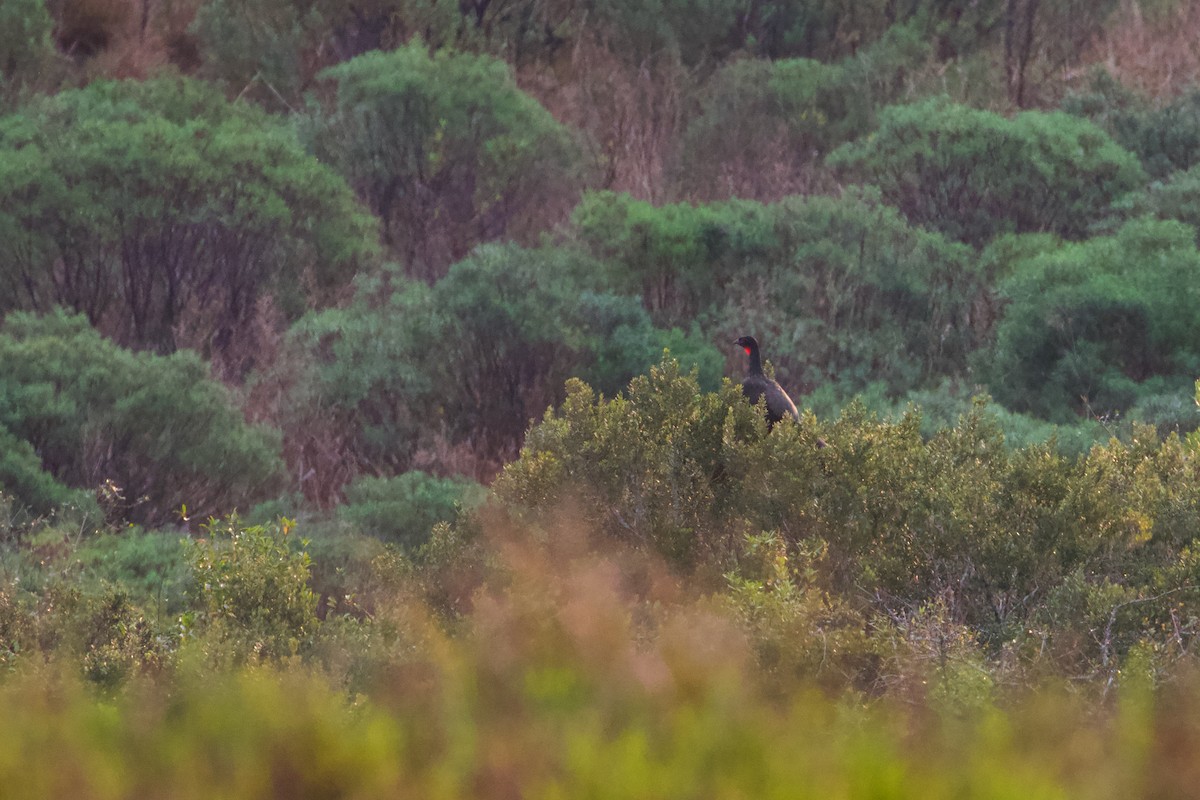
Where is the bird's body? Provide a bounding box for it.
[734,336,799,427]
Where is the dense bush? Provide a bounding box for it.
[0,77,377,366]
[981,219,1200,421]
[304,44,584,280]
[270,247,722,498]
[190,0,322,107]
[338,471,485,549]
[676,57,866,199]
[0,0,56,103]
[0,636,1187,799]
[574,188,980,394]
[0,426,94,518]
[1115,163,1200,243]
[0,310,284,525]
[1065,72,1200,180]
[498,355,1200,667]
[74,528,190,613]
[828,98,1147,246]
[676,27,930,199]
[185,517,319,662]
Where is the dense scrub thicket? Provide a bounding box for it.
[8,360,1200,794]
[9,0,1200,794]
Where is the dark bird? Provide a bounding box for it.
[735,335,799,428]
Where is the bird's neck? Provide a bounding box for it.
[747,348,763,376]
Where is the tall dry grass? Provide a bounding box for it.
[518,39,687,203]
[1079,0,1200,98]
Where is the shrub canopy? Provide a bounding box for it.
[829,98,1147,246]
[0,77,376,364]
[0,310,284,524]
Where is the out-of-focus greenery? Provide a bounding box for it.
[0,646,1174,800]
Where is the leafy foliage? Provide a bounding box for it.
[0,310,283,525]
[338,471,486,549]
[828,98,1147,246]
[0,0,55,103]
[1065,71,1200,180]
[0,426,94,518]
[190,0,320,107]
[573,188,980,394]
[981,219,1200,421]
[0,77,377,365]
[677,56,864,199]
[498,354,1200,668]
[677,26,930,199]
[186,517,318,661]
[272,248,722,498]
[305,44,584,280]
[496,360,789,567]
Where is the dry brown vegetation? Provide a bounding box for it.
[1082,0,1200,98]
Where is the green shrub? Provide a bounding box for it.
[1115,163,1200,242]
[272,248,722,494]
[574,188,980,395]
[186,517,319,662]
[494,357,823,569]
[1064,71,1200,180]
[0,0,56,104]
[980,219,1200,421]
[0,77,377,362]
[723,533,873,694]
[497,355,1199,651]
[0,310,284,525]
[190,0,316,108]
[75,529,189,613]
[339,471,486,550]
[676,28,931,199]
[801,382,1111,458]
[828,98,1147,246]
[676,57,865,198]
[25,582,174,689]
[0,425,95,518]
[305,44,584,279]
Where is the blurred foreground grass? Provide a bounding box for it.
[0,516,1194,800]
[0,649,1184,799]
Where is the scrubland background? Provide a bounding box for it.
[6,0,1200,795]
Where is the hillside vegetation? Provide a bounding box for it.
[6,0,1200,795]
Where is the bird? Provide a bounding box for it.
[734,335,799,428]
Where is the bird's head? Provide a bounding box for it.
[734,335,759,356]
